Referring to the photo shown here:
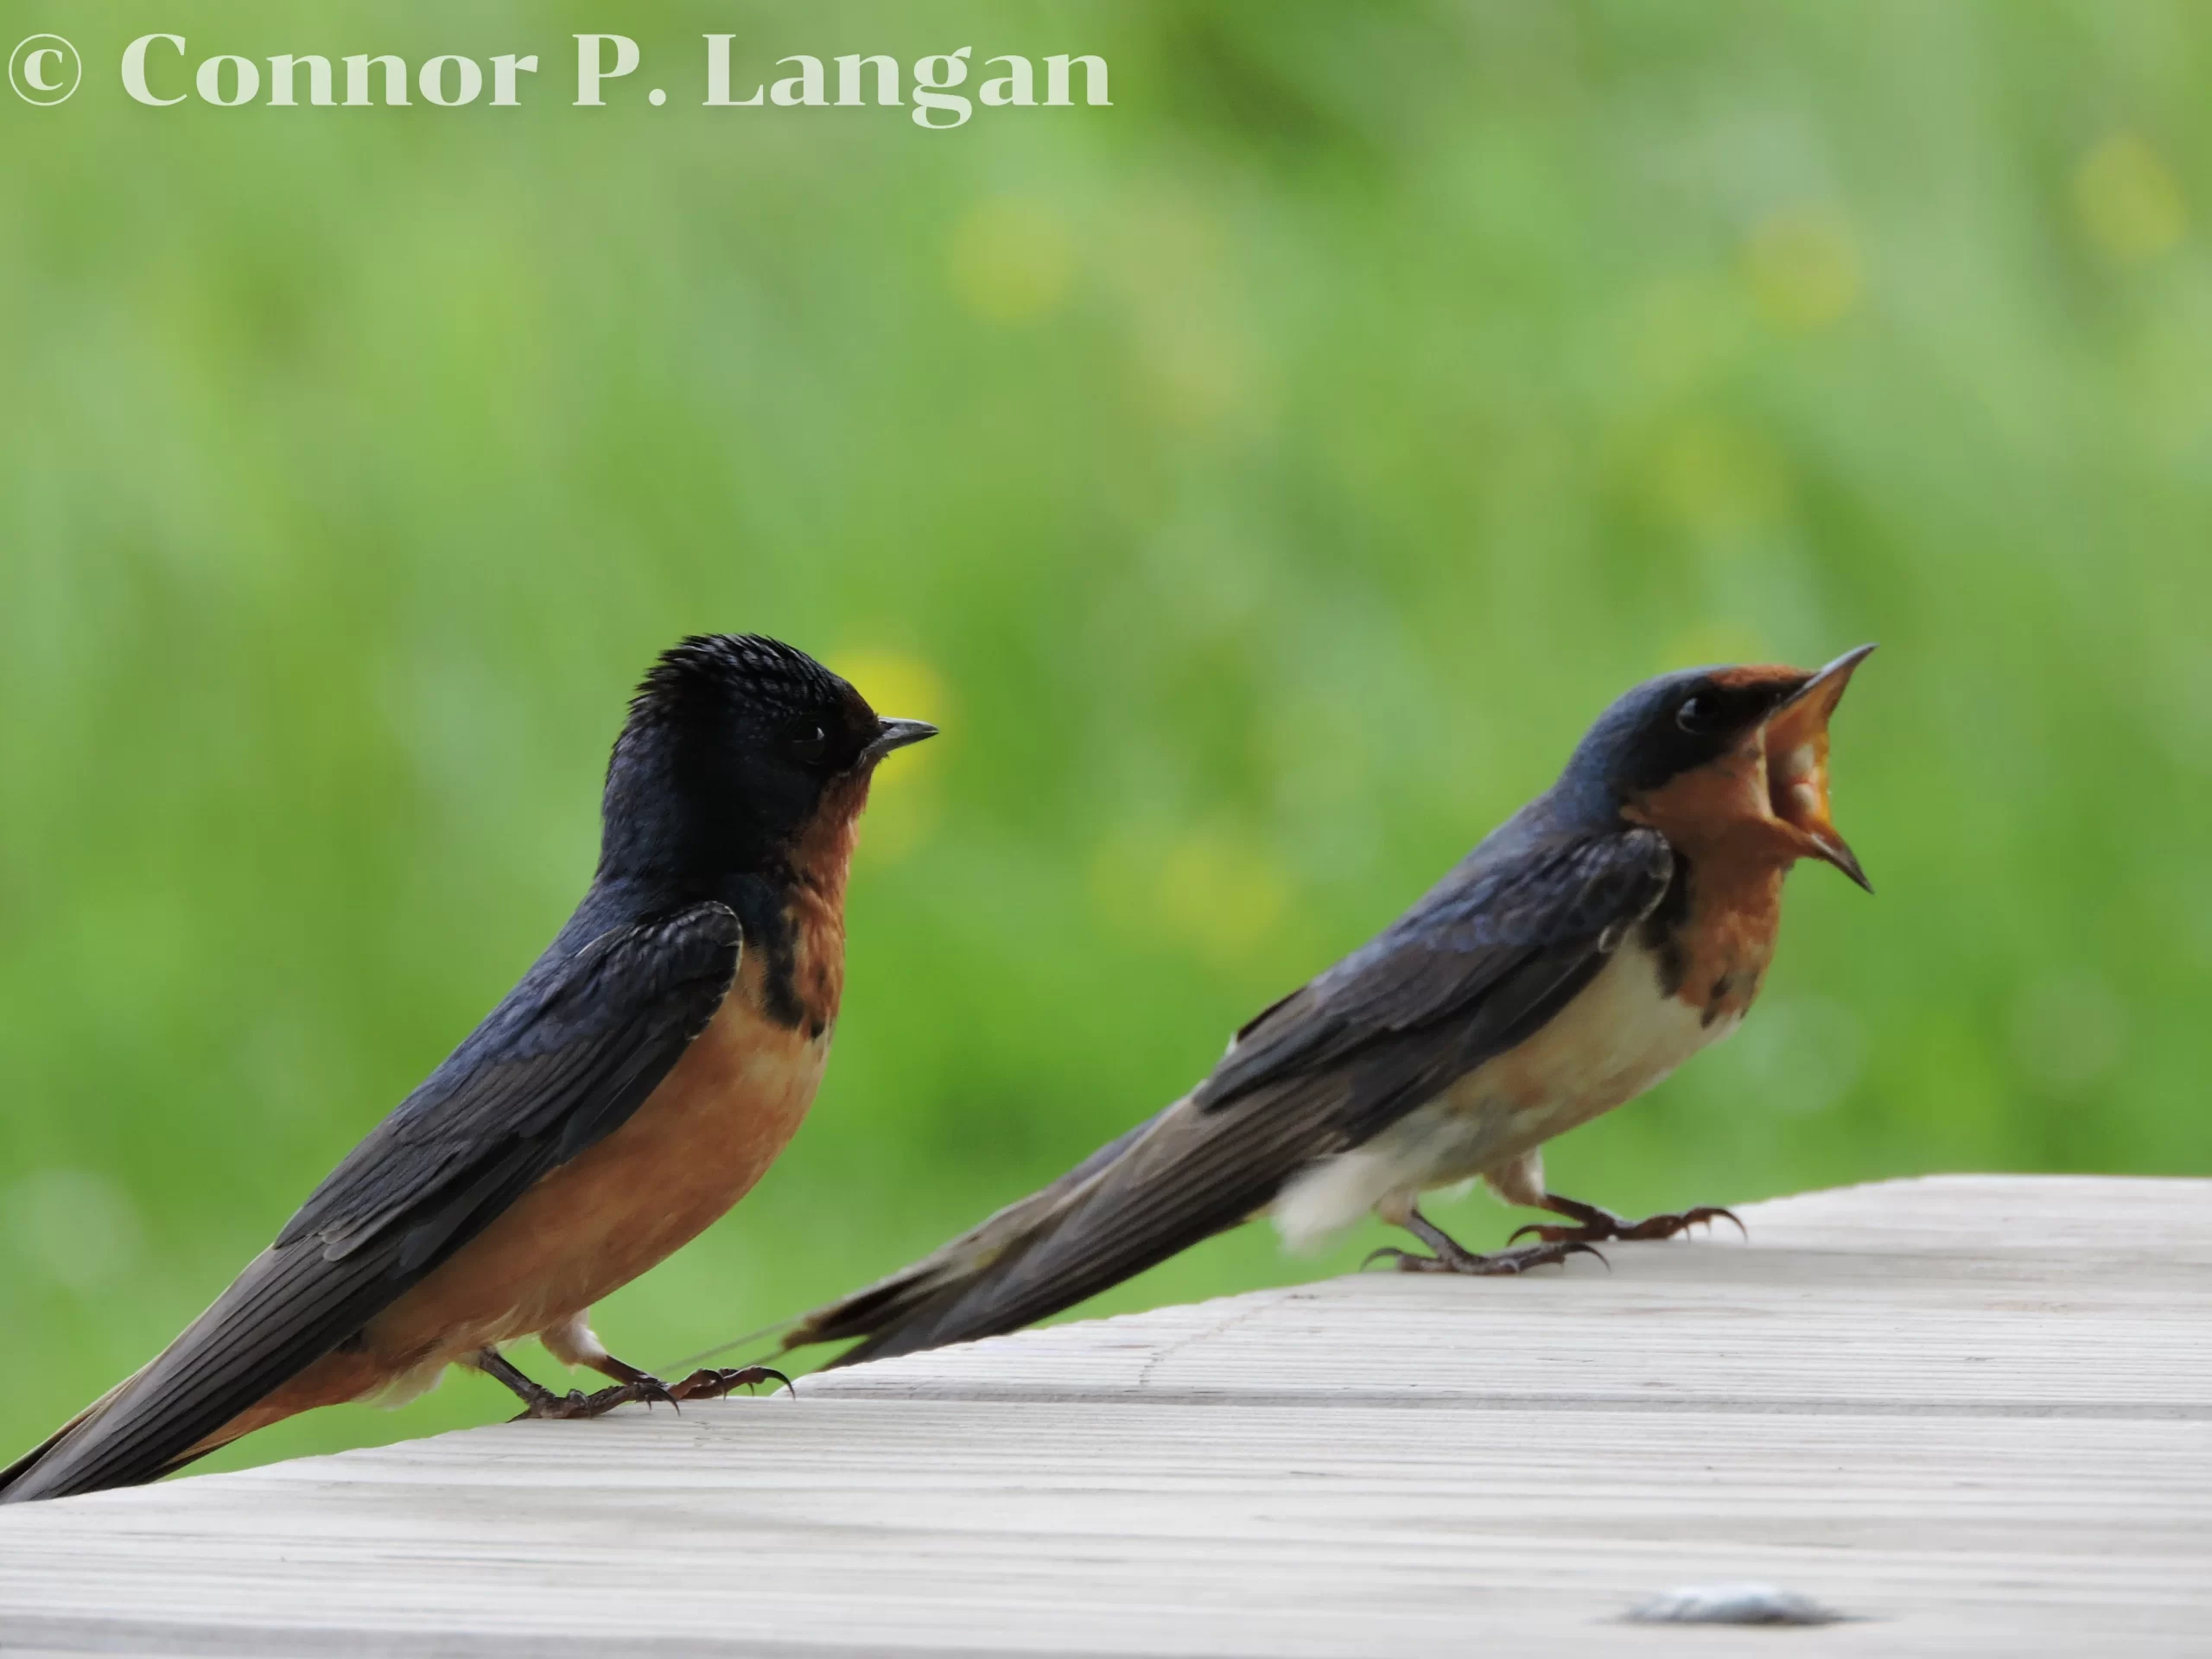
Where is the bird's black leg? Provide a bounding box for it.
[1365,1205,1605,1276]
[1509,1191,1745,1247]
[476,1349,599,1421]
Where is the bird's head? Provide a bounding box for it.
[1565,645,1874,889]
[600,633,937,883]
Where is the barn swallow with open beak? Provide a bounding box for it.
[0,634,935,1502]
[779,647,1872,1366]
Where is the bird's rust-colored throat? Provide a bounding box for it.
[789,714,938,910]
[792,771,874,906]
[779,717,936,1033]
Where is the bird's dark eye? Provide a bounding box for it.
[787,725,829,765]
[1675,695,1721,734]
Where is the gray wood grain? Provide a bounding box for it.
[0,1175,2203,1656]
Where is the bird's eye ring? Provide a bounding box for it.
[788,725,829,764]
[1675,696,1718,734]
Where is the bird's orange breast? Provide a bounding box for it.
[358,948,836,1374]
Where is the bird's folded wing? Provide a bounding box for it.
[279,901,742,1263]
[889,829,1675,1350]
[1,901,741,1502]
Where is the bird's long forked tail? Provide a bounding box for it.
[0,1338,259,1505]
[779,1109,1179,1368]
[0,1227,431,1503]
[0,1370,145,1497]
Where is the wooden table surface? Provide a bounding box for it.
[0,1174,2203,1656]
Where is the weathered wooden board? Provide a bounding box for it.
[0,1175,2203,1656]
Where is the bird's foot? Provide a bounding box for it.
[582,1374,686,1414]
[666,1364,793,1402]
[1362,1238,1605,1276]
[1509,1195,1745,1247]
[513,1367,792,1421]
[507,1375,680,1421]
[510,1386,601,1421]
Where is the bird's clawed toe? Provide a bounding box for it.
[1479,1239,1608,1274]
[1370,1205,1609,1277]
[1363,1239,1605,1276]
[667,1364,793,1402]
[1682,1205,1748,1240]
[506,1365,793,1422]
[1510,1198,1745,1247]
[511,1387,597,1422]
[592,1375,684,1414]
[512,1376,680,1421]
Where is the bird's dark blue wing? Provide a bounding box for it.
[279,901,742,1268]
[0,900,741,1503]
[1195,829,1674,1118]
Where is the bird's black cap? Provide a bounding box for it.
[599,634,936,882]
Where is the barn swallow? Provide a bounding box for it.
[777,648,1872,1366]
[0,634,935,1502]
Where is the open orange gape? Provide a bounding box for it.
[1758,644,1875,891]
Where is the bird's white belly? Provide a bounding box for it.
[1272,940,1734,1249]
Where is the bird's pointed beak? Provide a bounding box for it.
[1760,644,1874,893]
[861,716,938,764]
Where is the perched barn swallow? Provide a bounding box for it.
[778,649,1872,1366]
[0,634,935,1502]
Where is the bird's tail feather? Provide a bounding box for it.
[782,1108,1176,1368]
[0,1365,156,1500]
[0,1240,396,1503]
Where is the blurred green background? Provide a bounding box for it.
[1,0,2206,1478]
